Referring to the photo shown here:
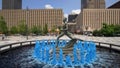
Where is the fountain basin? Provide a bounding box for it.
[0,40,120,68]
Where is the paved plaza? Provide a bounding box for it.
[0,35,120,46]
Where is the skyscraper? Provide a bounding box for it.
[2,0,22,9]
[81,0,105,10]
[75,0,120,32]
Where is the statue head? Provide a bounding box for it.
[63,18,67,24]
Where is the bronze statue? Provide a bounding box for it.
[56,18,76,48]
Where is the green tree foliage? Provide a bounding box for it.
[37,26,42,35]
[31,26,42,35]
[101,24,114,36]
[10,26,18,34]
[93,30,101,36]
[51,25,56,33]
[58,26,62,33]
[31,26,38,34]
[114,25,120,35]
[43,24,48,35]
[18,20,27,35]
[0,16,8,34]
[93,23,120,36]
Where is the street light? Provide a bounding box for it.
[26,6,29,40]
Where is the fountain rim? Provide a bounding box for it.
[0,39,120,54]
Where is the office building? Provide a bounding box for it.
[76,9,120,32]
[2,0,22,9]
[81,0,105,10]
[0,9,63,30]
[75,0,120,33]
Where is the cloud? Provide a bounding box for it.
[64,14,68,21]
[45,4,54,9]
[64,14,68,18]
[71,9,81,14]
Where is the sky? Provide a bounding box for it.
[0,0,119,17]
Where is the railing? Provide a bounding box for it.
[94,41,120,52]
[0,40,36,54]
[0,40,120,54]
[78,39,120,52]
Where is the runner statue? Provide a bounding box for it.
[56,18,75,47]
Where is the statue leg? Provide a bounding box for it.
[66,32,73,40]
[56,33,64,46]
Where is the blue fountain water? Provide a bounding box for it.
[34,41,41,59]
[41,43,45,62]
[73,46,79,65]
[33,40,96,67]
[58,48,64,66]
[51,44,57,65]
[65,55,73,67]
[45,46,50,64]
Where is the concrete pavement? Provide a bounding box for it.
[0,35,120,46]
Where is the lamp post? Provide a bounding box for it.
[26,6,29,40]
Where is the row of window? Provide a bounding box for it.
[8,21,62,29]
[83,10,120,29]
[1,10,62,15]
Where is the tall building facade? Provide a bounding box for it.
[81,0,105,10]
[0,9,63,30]
[75,0,120,33]
[76,9,120,32]
[2,0,22,9]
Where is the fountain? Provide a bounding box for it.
[1,19,120,68]
[33,40,96,67]
[33,18,97,67]
[0,40,120,68]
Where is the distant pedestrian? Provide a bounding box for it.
[2,34,5,40]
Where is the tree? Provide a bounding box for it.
[43,24,48,35]
[0,16,8,34]
[114,25,120,35]
[10,26,18,34]
[31,26,42,35]
[31,26,38,34]
[58,26,62,33]
[93,23,120,36]
[101,23,114,36]
[101,27,114,36]
[51,25,56,33]
[93,30,100,36]
[18,20,27,35]
[37,26,42,35]
[102,23,108,28]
